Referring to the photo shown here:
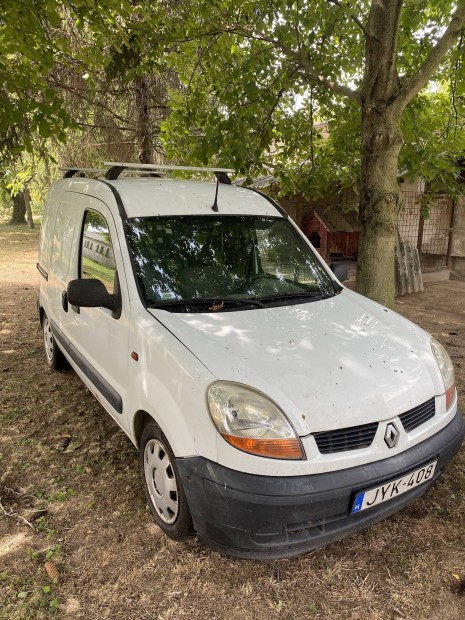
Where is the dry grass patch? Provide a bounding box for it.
[1,221,464,619]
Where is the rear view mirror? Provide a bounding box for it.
[67,278,121,317]
[329,262,349,282]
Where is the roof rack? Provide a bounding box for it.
[103,161,234,183]
[60,168,106,178]
[60,162,235,184]
[121,171,169,177]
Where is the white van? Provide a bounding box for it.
[37,162,464,559]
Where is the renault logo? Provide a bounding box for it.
[384,422,400,448]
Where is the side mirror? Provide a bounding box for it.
[329,262,349,282]
[67,278,121,318]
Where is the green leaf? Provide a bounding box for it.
[38,122,52,139]
[323,21,336,38]
[245,81,259,100]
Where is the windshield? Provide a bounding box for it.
[124,215,336,312]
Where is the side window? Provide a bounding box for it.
[81,210,116,294]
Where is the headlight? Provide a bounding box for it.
[207,382,304,459]
[431,337,456,409]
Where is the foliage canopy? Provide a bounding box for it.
[2,1,465,303]
[162,1,465,197]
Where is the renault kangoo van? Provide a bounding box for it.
[37,162,464,558]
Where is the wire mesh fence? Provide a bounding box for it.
[291,191,454,267]
[397,193,454,268]
[396,191,422,249]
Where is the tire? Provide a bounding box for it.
[140,421,192,540]
[42,313,69,370]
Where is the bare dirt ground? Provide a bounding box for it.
[1,221,464,620]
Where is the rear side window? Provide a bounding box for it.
[80,210,116,294]
[50,203,80,279]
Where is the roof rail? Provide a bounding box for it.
[103,161,234,183]
[60,168,106,178]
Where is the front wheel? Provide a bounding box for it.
[140,421,192,540]
[42,313,69,370]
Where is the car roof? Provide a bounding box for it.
[53,177,282,219]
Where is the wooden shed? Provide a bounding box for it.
[302,209,359,261]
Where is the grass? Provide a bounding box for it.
[1,217,464,620]
[81,256,115,291]
[0,219,41,237]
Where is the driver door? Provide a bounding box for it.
[62,196,130,430]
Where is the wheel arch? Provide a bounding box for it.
[131,406,202,460]
[133,409,157,448]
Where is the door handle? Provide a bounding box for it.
[61,291,68,312]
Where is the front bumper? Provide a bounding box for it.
[177,409,464,559]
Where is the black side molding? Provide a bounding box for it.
[50,320,123,414]
[37,263,48,280]
[98,179,127,220]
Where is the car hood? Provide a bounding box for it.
[149,290,444,435]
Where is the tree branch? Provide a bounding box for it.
[327,0,371,40]
[48,77,134,128]
[235,25,361,103]
[0,498,35,530]
[259,88,285,138]
[76,121,136,132]
[186,33,223,94]
[166,14,362,102]
[397,2,465,107]
[296,60,362,102]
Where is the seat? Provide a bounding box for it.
[178,264,232,298]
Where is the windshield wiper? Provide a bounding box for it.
[148,293,331,311]
[258,291,333,304]
[148,297,264,311]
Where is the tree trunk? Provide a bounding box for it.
[10,191,27,224]
[356,105,403,307]
[135,75,154,164]
[355,0,404,307]
[355,0,465,306]
[24,187,34,229]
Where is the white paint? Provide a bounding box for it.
[38,175,456,481]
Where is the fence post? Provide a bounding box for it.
[395,229,409,295]
[446,198,456,267]
[417,213,424,256]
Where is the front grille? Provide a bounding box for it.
[313,422,378,454]
[399,397,435,432]
[313,397,436,454]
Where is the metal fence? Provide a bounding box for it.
[287,190,456,270]
[397,192,456,268]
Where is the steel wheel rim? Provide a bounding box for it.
[43,317,54,362]
[144,438,179,524]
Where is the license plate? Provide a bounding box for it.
[351,461,437,514]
